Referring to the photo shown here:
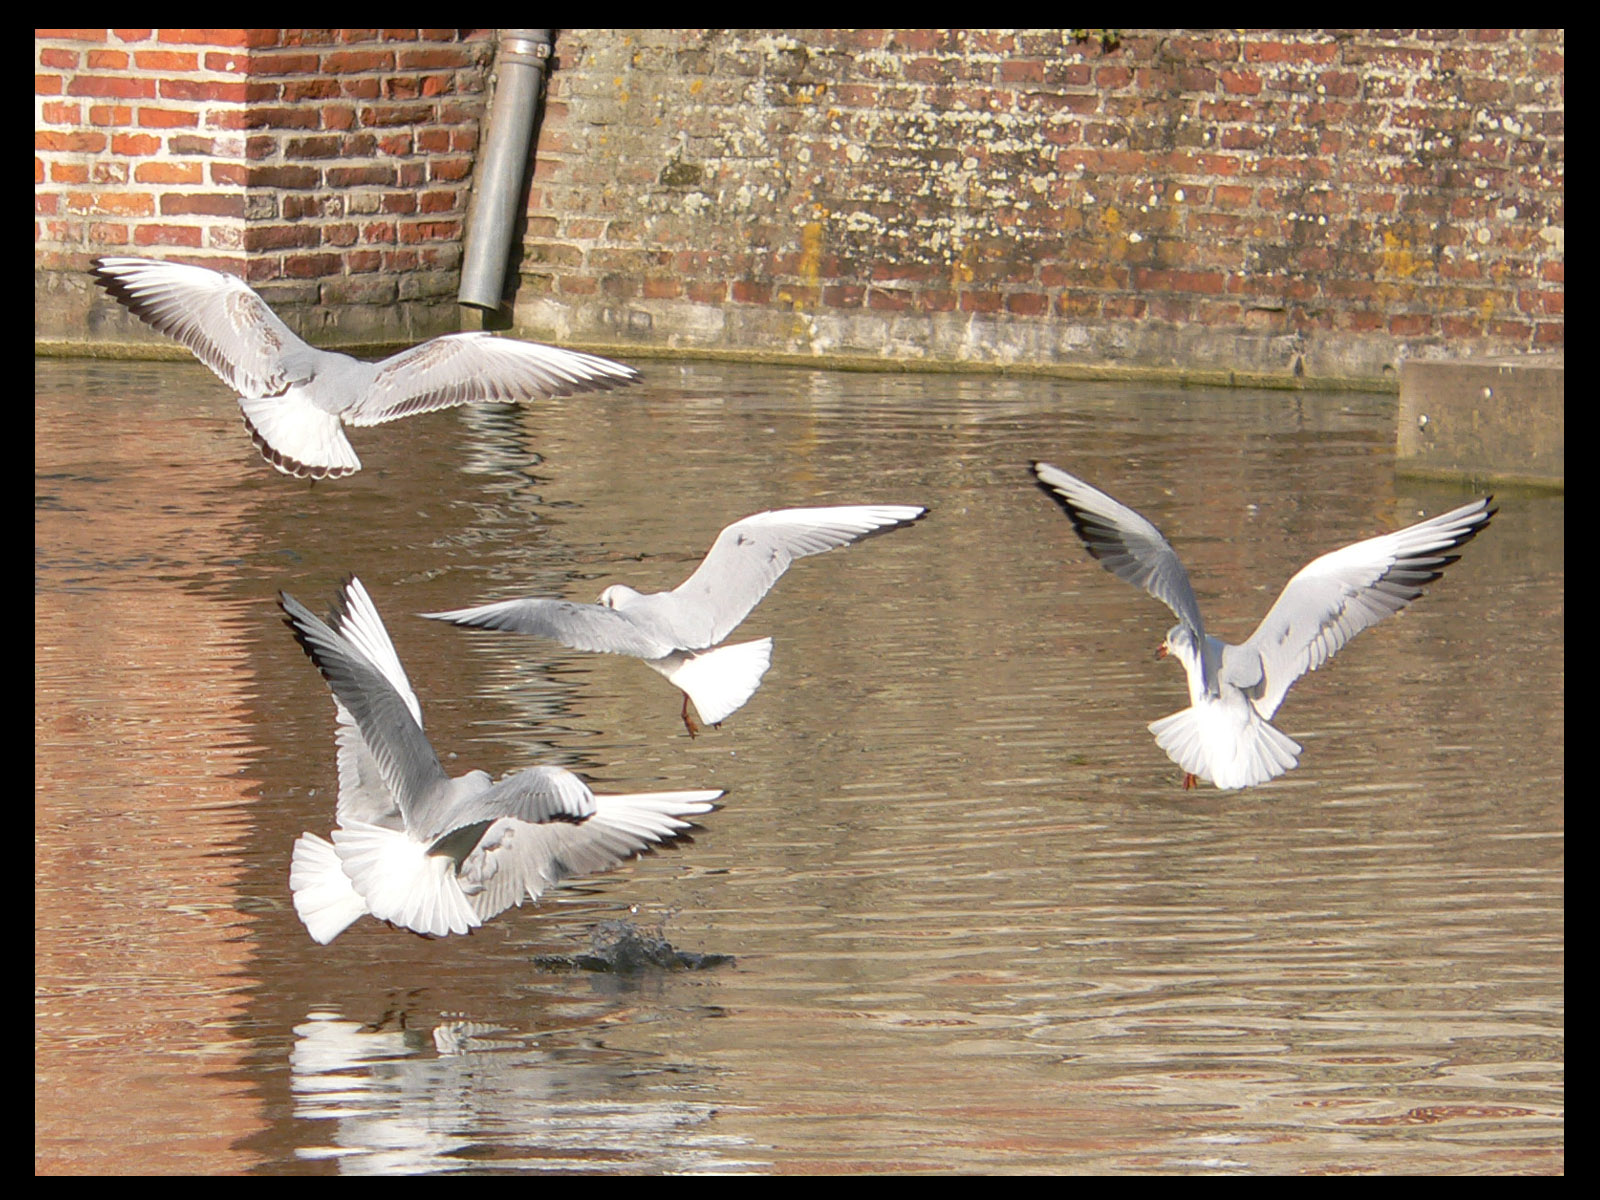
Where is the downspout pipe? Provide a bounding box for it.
[459,29,553,312]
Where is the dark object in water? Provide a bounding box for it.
[536,919,734,973]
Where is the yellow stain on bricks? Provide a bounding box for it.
[1380,228,1427,279]
[797,219,825,288]
[776,217,827,316]
[1078,203,1134,263]
[951,243,975,289]
[784,83,826,105]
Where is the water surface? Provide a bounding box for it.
[35,358,1563,1173]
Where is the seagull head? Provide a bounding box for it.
[1157,623,1201,671]
[598,584,642,609]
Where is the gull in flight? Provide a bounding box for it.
[1030,462,1495,790]
[92,256,639,479]
[423,505,929,736]
[282,576,721,944]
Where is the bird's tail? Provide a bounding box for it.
[1148,702,1302,791]
[330,818,481,937]
[658,638,774,725]
[290,832,370,944]
[237,390,361,479]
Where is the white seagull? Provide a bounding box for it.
[92,256,639,479]
[282,576,721,944]
[1030,462,1495,790]
[422,505,929,736]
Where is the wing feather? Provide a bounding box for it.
[350,332,639,425]
[1244,497,1495,717]
[666,504,928,648]
[92,256,306,397]
[1031,462,1206,637]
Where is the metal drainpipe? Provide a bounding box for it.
[459,29,553,313]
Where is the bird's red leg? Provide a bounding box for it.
[681,694,700,739]
[1182,772,1198,790]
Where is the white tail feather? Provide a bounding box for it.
[658,638,774,725]
[331,818,481,937]
[1149,703,1302,790]
[290,833,370,944]
[237,389,360,479]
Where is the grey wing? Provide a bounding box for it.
[332,701,401,827]
[450,764,599,830]
[1031,462,1206,636]
[419,596,678,659]
[349,332,640,426]
[1243,497,1495,718]
[665,504,929,648]
[92,256,305,396]
[329,578,425,827]
[280,579,451,834]
[458,776,722,921]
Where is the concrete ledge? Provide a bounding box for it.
[32,335,1390,394]
[510,293,1410,392]
[33,266,463,358]
[1398,356,1564,490]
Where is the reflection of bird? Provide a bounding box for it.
[423,505,929,736]
[1030,462,1495,790]
[91,256,639,479]
[282,577,721,943]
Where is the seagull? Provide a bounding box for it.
[422,505,929,736]
[91,256,640,479]
[1030,462,1495,790]
[281,576,721,944]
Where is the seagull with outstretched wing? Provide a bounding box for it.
[281,576,720,944]
[93,256,639,478]
[423,505,929,735]
[1030,461,1494,790]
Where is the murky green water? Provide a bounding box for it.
[36,357,1562,1173]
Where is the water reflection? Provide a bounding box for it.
[290,1007,763,1174]
[36,358,1562,1173]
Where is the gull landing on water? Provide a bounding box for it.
[422,504,930,736]
[281,576,721,943]
[1030,462,1495,791]
[91,256,639,479]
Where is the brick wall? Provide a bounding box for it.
[37,29,1563,384]
[516,29,1563,384]
[35,28,492,346]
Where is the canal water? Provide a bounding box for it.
[35,357,1563,1173]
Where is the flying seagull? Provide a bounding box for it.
[1030,461,1494,790]
[281,576,721,943]
[422,505,929,736]
[92,256,639,479]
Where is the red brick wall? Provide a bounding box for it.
[35,28,492,344]
[517,29,1563,383]
[37,29,1564,382]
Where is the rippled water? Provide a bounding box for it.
[36,358,1563,1174]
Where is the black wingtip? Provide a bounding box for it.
[277,588,327,672]
[89,257,139,306]
[326,572,361,626]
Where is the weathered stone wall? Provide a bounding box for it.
[35,29,1564,386]
[34,28,492,347]
[517,29,1563,385]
